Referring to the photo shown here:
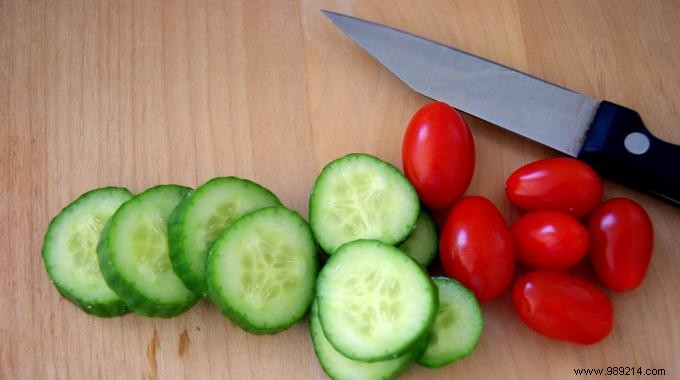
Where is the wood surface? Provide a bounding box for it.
[2,0,679,379]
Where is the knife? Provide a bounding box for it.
[322,10,680,207]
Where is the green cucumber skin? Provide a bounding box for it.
[206,206,319,335]
[309,300,424,380]
[49,284,128,317]
[42,187,132,317]
[398,208,439,267]
[166,189,200,294]
[97,185,199,318]
[317,240,438,362]
[309,153,420,255]
[167,176,281,297]
[416,276,484,369]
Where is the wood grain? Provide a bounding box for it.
[2,0,679,379]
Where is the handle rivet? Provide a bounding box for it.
[624,132,650,155]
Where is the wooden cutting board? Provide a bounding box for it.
[2,1,679,379]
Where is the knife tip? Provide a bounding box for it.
[320,9,334,19]
[320,9,344,21]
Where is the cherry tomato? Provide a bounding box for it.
[505,157,602,217]
[402,102,475,210]
[439,196,514,301]
[587,198,653,291]
[513,271,613,345]
[511,211,589,270]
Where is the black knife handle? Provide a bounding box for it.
[578,101,680,207]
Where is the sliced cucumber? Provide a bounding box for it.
[309,153,419,254]
[42,187,133,317]
[398,208,438,267]
[97,184,199,318]
[168,176,280,296]
[316,240,437,362]
[206,206,318,334]
[310,300,425,380]
[417,277,483,368]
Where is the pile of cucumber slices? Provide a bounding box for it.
[42,153,483,379]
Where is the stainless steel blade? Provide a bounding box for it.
[323,10,601,157]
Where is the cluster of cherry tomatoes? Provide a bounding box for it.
[402,101,654,345]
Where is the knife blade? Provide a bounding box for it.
[323,10,680,207]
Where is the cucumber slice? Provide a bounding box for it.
[206,206,318,334]
[417,277,484,368]
[309,300,425,380]
[168,176,280,296]
[316,240,437,362]
[309,153,419,254]
[97,184,199,318]
[42,187,133,317]
[398,208,438,267]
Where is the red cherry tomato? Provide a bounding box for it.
[587,198,653,291]
[439,196,514,301]
[513,271,613,345]
[402,102,475,210]
[505,157,602,217]
[511,211,589,270]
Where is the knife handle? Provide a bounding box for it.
[578,101,680,207]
